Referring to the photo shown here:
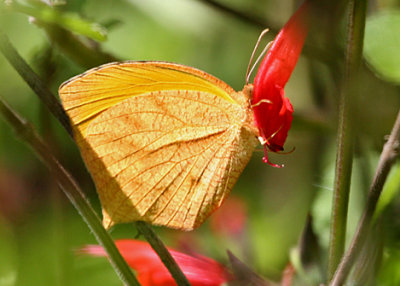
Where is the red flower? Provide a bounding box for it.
[210,196,247,236]
[252,1,310,166]
[81,239,231,286]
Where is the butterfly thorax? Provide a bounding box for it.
[238,84,259,138]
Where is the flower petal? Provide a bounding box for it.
[81,239,231,286]
[252,1,309,163]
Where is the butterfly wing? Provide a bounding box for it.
[61,61,237,135]
[59,62,257,230]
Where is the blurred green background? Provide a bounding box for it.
[0,0,400,285]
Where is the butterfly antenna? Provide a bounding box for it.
[246,41,273,84]
[246,28,271,84]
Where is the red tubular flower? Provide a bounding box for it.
[81,239,231,286]
[252,1,310,166]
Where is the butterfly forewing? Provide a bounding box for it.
[60,61,237,135]
[59,62,257,230]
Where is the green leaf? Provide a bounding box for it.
[364,10,400,84]
[10,2,107,42]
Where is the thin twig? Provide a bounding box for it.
[197,0,338,66]
[6,0,117,69]
[136,222,191,286]
[198,0,277,32]
[39,23,118,69]
[327,0,359,278]
[0,96,140,286]
[0,30,72,135]
[330,108,400,286]
[0,28,190,286]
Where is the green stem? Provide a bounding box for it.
[0,30,72,135]
[197,0,338,66]
[330,108,400,285]
[40,23,118,69]
[198,0,276,32]
[7,1,107,41]
[136,222,191,286]
[0,28,190,285]
[327,0,367,280]
[6,2,117,69]
[0,97,140,286]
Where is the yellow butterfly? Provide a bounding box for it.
[59,0,310,231]
[59,61,258,230]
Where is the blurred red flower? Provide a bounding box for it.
[81,239,231,286]
[252,1,310,166]
[210,196,247,236]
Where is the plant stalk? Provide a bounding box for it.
[330,108,400,285]
[0,30,72,135]
[136,222,191,286]
[327,0,367,280]
[0,97,140,286]
[0,29,190,286]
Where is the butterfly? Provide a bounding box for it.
[60,61,258,230]
[59,2,308,231]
